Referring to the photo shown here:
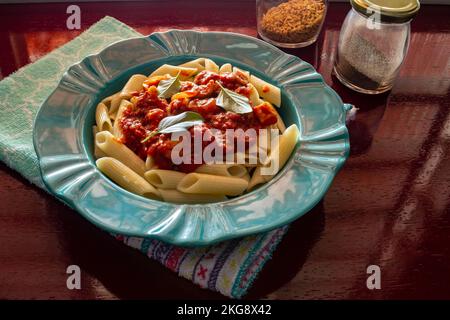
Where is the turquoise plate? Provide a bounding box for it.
[33,30,350,246]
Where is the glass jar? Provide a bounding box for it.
[334,0,420,94]
[257,0,328,48]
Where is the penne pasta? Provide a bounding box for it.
[113,99,132,139]
[109,94,123,118]
[205,59,219,73]
[101,92,120,107]
[179,58,206,71]
[267,124,299,172]
[247,83,261,106]
[96,157,161,200]
[195,164,247,178]
[247,171,266,191]
[233,66,250,80]
[159,189,226,204]
[95,102,113,132]
[150,64,198,79]
[219,63,232,74]
[274,108,286,133]
[95,131,146,177]
[145,156,155,170]
[250,75,281,107]
[241,172,251,182]
[120,74,148,99]
[144,169,186,189]
[248,124,299,190]
[92,126,107,159]
[177,173,248,196]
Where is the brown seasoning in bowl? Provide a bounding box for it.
[261,0,325,44]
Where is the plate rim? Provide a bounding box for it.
[33,30,350,246]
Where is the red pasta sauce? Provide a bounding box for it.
[119,70,278,173]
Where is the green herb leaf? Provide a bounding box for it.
[216,82,252,114]
[158,111,204,134]
[157,71,181,99]
[141,111,204,143]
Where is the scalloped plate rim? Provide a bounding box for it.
[33,30,350,246]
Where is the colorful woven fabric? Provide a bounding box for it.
[0,16,288,298]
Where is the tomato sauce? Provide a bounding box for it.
[120,70,278,172]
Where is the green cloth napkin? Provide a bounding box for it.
[0,17,141,189]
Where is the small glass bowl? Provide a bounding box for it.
[256,0,328,48]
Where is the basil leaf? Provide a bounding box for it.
[141,111,203,143]
[158,111,204,134]
[157,71,181,99]
[216,82,252,114]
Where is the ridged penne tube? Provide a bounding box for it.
[150,64,198,79]
[241,172,251,182]
[159,189,226,204]
[94,148,107,159]
[101,92,120,107]
[219,63,232,74]
[195,164,247,178]
[144,169,186,189]
[92,126,107,159]
[109,94,123,118]
[250,75,281,107]
[247,170,266,191]
[145,156,155,170]
[95,131,146,177]
[205,58,219,73]
[265,124,299,173]
[233,66,250,80]
[95,102,113,132]
[275,109,286,133]
[120,74,147,99]
[96,157,161,200]
[247,83,261,106]
[113,100,132,139]
[179,58,205,71]
[177,173,248,196]
[249,124,299,189]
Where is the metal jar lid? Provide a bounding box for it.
[351,0,420,23]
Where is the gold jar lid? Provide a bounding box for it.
[351,0,420,23]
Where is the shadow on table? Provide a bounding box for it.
[245,202,325,299]
[48,200,225,299]
[49,194,325,299]
[330,75,390,157]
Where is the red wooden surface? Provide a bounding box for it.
[0,1,449,300]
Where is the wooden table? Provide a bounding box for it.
[1,1,449,300]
